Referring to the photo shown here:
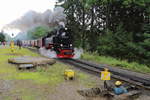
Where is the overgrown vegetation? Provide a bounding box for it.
[57,0,150,66]
[82,52,150,73]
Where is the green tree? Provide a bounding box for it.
[27,26,51,39]
[58,0,150,66]
[138,23,150,64]
[0,32,5,42]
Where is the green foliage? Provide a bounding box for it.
[83,0,97,8]
[97,24,150,65]
[137,23,150,64]
[82,52,150,73]
[140,33,150,48]
[59,0,150,66]
[27,26,51,39]
[97,24,133,58]
[0,33,5,42]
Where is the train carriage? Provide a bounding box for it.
[37,38,43,48]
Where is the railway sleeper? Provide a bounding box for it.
[70,59,150,86]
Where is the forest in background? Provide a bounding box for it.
[56,0,150,66]
[2,0,149,67]
[0,33,5,42]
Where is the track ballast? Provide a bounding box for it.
[26,47,150,90]
[60,58,150,90]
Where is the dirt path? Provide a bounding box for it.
[0,78,101,100]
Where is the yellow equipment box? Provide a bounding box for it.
[64,69,75,80]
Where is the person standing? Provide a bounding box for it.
[17,40,22,49]
[10,41,15,52]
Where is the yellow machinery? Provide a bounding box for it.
[64,69,75,80]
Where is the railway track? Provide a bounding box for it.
[59,58,150,90]
[26,47,150,90]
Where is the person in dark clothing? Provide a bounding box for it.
[17,40,22,49]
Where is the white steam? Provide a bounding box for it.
[3,6,84,59]
[39,47,83,59]
[39,47,57,58]
[73,48,83,59]
[4,7,66,31]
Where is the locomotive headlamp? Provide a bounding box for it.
[60,44,63,46]
[70,44,72,46]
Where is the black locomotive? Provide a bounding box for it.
[22,25,74,58]
[44,26,74,58]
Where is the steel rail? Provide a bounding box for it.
[25,47,150,90]
[60,59,150,90]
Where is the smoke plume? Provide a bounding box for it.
[4,7,66,31]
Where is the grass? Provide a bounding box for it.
[77,72,97,87]
[0,46,97,100]
[0,46,92,85]
[0,46,39,76]
[81,52,150,73]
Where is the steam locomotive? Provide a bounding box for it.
[22,26,74,58]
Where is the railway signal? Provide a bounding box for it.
[101,68,111,89]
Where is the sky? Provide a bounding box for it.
[0,0,57,36]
